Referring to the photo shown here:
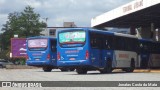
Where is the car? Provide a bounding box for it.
[0,59,13,68]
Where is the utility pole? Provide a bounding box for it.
[43,18,48,36]
[0,33,2,52]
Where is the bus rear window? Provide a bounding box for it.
[59,31,85,44]
[28,39,48,50]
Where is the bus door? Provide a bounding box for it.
[139,41,150,68]
[50,39,57,66]
[102,36,114,68]
[90,33,102,68]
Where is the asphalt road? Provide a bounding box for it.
[0,68,160,90]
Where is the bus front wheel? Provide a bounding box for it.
[76,68,87,74]
[43,67,52,72]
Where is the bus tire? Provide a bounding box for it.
[126,59,135,72]
[76,68,87,74]
[60,68,68,72]
[43,67,52,72]
[141,58,148,69]
[69,68,75,71]
[0,65,3,68]
[100,59,112,73]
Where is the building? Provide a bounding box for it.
[63,22,76,27]
[91,0,160,41]
[41,22,77,37]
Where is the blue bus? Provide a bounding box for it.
[57,28,138,74]
[26,36,74,72]
[138,39,160,69]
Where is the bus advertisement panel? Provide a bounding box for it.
[11,38,27,58]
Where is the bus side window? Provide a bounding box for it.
[98,34,103,49]
[121,37,125,50]
[114,37,117,50]
[104,36,112,50]
[91,38,97,48]
[50,39,57,52]
[105,38,108,49]
[115,36,124,50]
[91,38,102,49]
[134,39,139,52]
[125,38,132,51]
[125,38,130,51]
[90,32,99,49]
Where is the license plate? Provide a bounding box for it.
[70,58,75,60]
[35,59,40,60]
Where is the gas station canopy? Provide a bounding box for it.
[91,0,160,28]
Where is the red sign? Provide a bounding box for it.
[119,54,129,59]
[123,0,143,13]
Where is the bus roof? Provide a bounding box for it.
[88,28,114,35]
[27,36,56,40]
[58,28,138,39]
[139,38,153,42]
[114,33,137,39]
[139,39,160,44]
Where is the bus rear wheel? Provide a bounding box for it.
[69,68,75,71]
[76,68,87,74]
[43,67,52,72]
[60,68,68,72]
[100,59,112,74]
[0,65,4,68]
[125,59,135,72]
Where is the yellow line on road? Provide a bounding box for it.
[134,69,160,73]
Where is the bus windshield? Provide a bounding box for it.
[28,39,48,50]
[59,31,86,44]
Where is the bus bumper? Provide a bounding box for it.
[57,60,90,67]
[26,60,53,66]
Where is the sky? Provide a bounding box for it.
[0,0,133,33]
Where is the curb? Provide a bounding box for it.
[134,69,160,73]
[5,65,38,69]
[113,69,160,73]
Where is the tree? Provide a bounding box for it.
[1,6,46,50]
[0,33,2,52]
